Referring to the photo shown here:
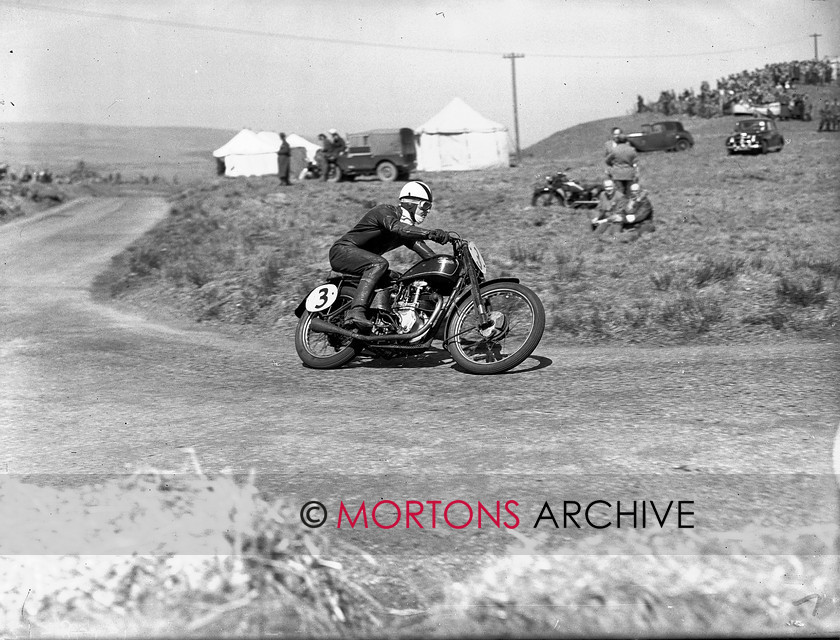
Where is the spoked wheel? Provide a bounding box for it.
[295,293,360,369]
[532,190,557,207]
[445,282,545,375]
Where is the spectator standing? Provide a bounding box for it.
[818,101,833,132]
[277,132,291,185]
[323,129,346,180]
[604,127,623,157]
[316,133,331,181]
[605,134,638,196]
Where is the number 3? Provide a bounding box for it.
[305,284,338,313]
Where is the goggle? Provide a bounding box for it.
[402,198,432,216]
[412,199,432,213]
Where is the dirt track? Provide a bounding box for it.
[1,196,838,558]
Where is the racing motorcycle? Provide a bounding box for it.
[532,171,603,209]
[294,233,545,375]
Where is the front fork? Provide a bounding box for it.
[465,259,495,332]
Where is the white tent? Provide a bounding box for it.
[415,98,510,171]
[212,129,321,177]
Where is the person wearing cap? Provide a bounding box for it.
[605,133,639,196]
[591,179,626,235]
[594,183,655,242]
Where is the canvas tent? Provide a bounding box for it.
[415,98,510,171]
[213,129,320,177]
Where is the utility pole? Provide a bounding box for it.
[503,53,524,164]
[809,33,821,60]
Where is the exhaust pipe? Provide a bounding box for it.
[309,317,359,339]
[308,297,444,344]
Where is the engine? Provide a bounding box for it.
[383,280,440,336]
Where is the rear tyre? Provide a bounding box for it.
[376,161,398,182]
[676,139,690,152]
[295,293,360,369]
[445,282,545,375]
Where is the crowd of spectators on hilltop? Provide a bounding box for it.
[637,59,836,119]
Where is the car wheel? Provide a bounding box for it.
[376,161,398,182]
[676,139,690,152]
[759,139,769,154]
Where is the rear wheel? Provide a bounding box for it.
[295,293,360,369]
[676,138,690,152]
[445,282,545,375]
[376,161,398,182]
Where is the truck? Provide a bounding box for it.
[327,128,416,182]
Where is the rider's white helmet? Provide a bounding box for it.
[399,181,433,224]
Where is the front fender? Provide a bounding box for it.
[448,277,521,312]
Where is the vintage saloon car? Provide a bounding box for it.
[725,118,785,155]
[626,121,694,152]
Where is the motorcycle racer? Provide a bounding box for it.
[328,181,451,329]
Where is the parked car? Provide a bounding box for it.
[328,128,416,182]
[626,121,694,152]
[725,118,785,155]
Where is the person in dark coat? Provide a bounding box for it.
[594,182,655,242]
[277,132,291,185]
[328,181,450,328]
[605,134,639,196]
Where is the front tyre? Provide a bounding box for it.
[445,282,545,375]
[295,293,360,369]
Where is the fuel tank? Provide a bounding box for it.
[399,255,460,293]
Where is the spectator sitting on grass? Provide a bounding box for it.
[591,180,625,233]
[593,182,655,242]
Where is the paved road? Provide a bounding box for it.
[1,196,838,557]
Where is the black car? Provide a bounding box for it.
[626,121,694,152]
[725,118,785,155]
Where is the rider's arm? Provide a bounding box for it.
[409,240,437,259]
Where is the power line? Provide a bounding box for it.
[4,1,812,61]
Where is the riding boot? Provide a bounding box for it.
[345,272,378,329]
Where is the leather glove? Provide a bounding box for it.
[428,228,451,244]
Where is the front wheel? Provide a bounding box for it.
[445,282,545,375]
[295,293,360,369]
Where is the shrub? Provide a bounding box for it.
[776,276,828,308]
[693,256,746,288]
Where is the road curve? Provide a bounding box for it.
[1,196,838,557]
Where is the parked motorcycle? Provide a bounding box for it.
[531,171,603,209]
[294,234,545,375]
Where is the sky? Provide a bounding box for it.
[2,0,839,148]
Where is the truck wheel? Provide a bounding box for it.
[376,161,398,182]
[326,164,343,182]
